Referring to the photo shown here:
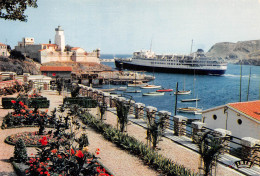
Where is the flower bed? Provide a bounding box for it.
[1,100,55,129]
[5,131,68,147]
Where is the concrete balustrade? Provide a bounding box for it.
[173,115,187,136]
[134,103,145,119]
[191,121,206,137]
[214,128,232,153]
[241,137,260,166]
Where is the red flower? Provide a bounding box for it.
[19,101,24,106]
[57,154,62,159]
[70,148,75,155]
[51,149,57,154]
[39,136,48,146]
[75,150,84,158]
[11,100,16,104]
[44,171,49,175]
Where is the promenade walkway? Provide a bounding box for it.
[0,91,159,176]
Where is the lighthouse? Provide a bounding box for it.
[55,26,65,52]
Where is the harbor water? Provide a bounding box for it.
[100,54,260,120]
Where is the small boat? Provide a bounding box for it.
[156,88,173,92]
[125,89,141,93]
[177,107,202,114]
[174,90,191,95]
[181,98,200,102]
[128,81,147,87]
[141,85,161,89]
[100,88,116,92]
[117,87,127,91]
[143,92,165,96]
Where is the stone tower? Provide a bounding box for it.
[55,26,65,52]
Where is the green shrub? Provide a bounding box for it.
[14,138,28,163]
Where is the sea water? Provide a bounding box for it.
[100,54,260,120]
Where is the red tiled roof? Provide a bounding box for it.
[71,47,80,50]
[0,42,6,46]
[40,66,72,72]
[228,100,260,121]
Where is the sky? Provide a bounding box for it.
[1,0,260,54]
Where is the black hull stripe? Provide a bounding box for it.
[115,60,226,75]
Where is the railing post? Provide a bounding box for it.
[109,95,117,108]
[23,73,30,83]
[103,92,110,107]
[241,137,260,166]
[92,89,98,100]
[128,100,136,117]
[97,90,104,103]
[173,115,187,136]
[191,121,206,137]
[146,106,157,124]
[134,103,145,119]
[214,128,232,153]
[158,110,171,135]
[88,87,93,98]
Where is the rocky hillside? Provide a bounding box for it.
[0,57,41,74]
[206,40,260,65]
[42,61,112,73]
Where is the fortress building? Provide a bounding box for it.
[15,26,100,64]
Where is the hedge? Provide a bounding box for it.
[63,97,97,108]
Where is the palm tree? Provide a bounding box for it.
[193,131,227,176]
[115,100,130,133]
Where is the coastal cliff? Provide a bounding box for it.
[206,40,260,65]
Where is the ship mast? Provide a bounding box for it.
[190,39,193,54]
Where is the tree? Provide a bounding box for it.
[0,0,38,22]
[10,50,25,61]
[116,100,130,133]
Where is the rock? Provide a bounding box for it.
[206,40,260,65]
[0,57,40,74]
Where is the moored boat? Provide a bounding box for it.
[174,90,191,95]
[128,81,147,87]
[141,85,161,89]
[177,107,202,114]
[125,89,141,93]
[142,92,165,96]
[156,88,173,92]
[117,87,127,91]
[181,98,200,102]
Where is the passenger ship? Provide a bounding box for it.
[115,49,227,75]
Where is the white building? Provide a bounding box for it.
[0,43,10,57]
[15,26,100,64]
[202,100,260,139]
[55,26,65,52]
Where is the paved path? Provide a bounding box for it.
[0,91,160,176]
